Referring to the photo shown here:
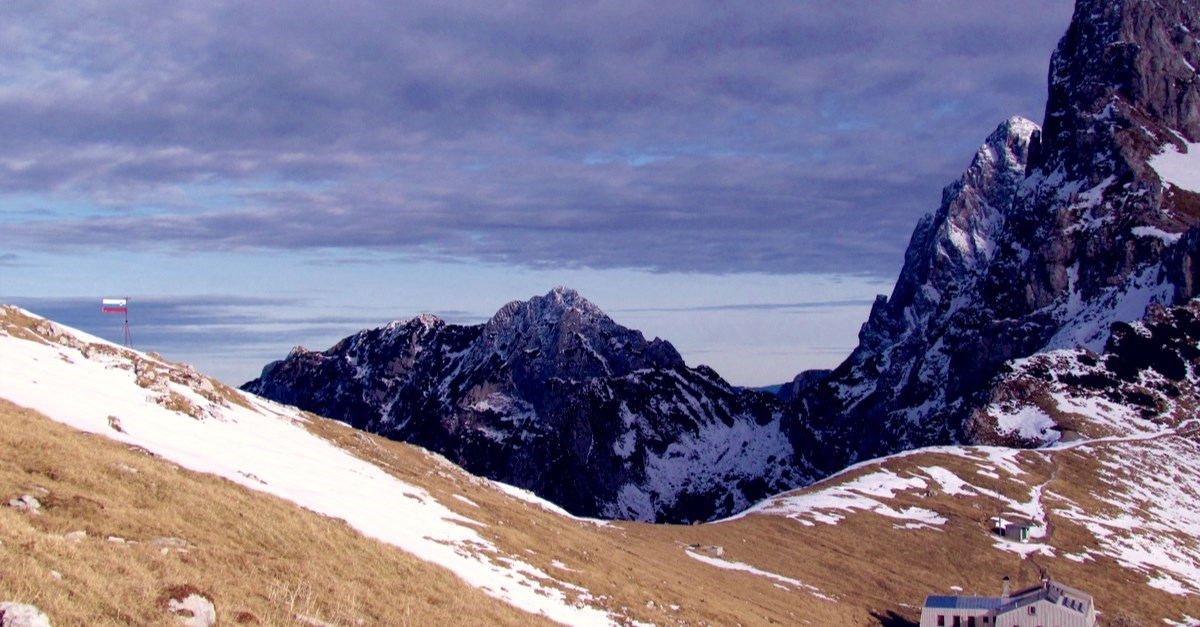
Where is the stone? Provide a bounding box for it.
[6,496,41,515]
[0,602,52,627]
[166,594,215,627]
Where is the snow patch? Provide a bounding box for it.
[683,550,834,602]
[1132,225,1183,245]
[1151,140,1200,192]
[743,468,945,528]
[994,406,1061,443]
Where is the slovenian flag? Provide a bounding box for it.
[102,298,127,313]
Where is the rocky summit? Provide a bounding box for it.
[244,287,814,523]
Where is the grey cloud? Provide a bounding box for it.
[0,0,1075,275]
[615,299,877,313]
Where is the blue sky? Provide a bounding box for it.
[0,1,1075,386]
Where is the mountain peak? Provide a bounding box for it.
[487,287,608,330]
[542,286,602,315]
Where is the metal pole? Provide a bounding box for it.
[123,296,132,348]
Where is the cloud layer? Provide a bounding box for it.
[1,0,1073,274]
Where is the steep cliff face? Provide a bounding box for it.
[245,288,812,523]
[790,0,1200,471]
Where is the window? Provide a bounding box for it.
[967,618,976,627]
[953,617,961,627]
[937,616,944,627]
[1028,606,1037,615]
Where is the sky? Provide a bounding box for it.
[0,0,1076,387]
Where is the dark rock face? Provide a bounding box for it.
[1035,0,1200,181]
[245,288,812,523]
[789,0,1200,471]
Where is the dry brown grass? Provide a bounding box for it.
[0,398,552,627]
[1034,439,1200,623]
[303,418,1200,626]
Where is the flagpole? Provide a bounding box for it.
[102,297,132,348]
[123,296,131,348]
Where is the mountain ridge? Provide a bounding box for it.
[244,287,812,523]
[4,303,1199,623]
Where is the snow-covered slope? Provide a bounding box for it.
[970,300,1200,446]
[724,421,1200,623]
[0,305,616,626]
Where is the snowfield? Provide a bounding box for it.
[0,307,616,626]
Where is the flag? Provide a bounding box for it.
[102,298,127,313]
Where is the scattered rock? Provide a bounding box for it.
[162,586,216,627]
[0,602,52,627]
[114,463,138,474]
[151,537,191,553]
[237,471,266,485]
[49,572,61,582]
[107,415,125,433]
[6,496,41,515]
[63,531,86,542]
[295,615,335,627]
[105,536,126,545]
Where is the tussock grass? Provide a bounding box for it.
[0,398,549,626]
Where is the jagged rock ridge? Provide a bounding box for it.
[244,287,813,523]
[788,0,1200,472]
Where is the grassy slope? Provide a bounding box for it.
[0,398,551,627]
[3,393,1197,625]
[304,412,1200,626]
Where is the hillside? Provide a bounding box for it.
[4,307,1200,624]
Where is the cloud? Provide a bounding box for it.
[0,0,1075,275]
[616,299,877,313]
